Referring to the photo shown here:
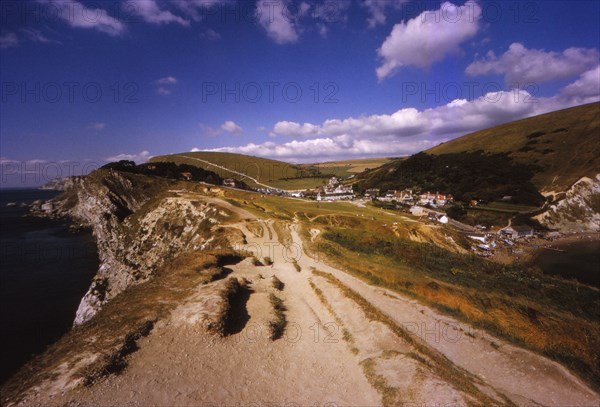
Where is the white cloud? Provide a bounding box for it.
[105,150,152,164]
[155,76,178,85]
[198,123,221,137]
[198,121,243,136]
[204,135,438,162]
[200,28,221,40]
[220,120,243,135]
[376,0,481,80]
[466,43,600,86]
[125,0,189,26]
[211,69,599,161]
[361,0,407,28]
[21,29,61,45]
[257,0,299,44]
[171,0,234,21]
[557,64,600,105]
[0,32,19,49]
[88,122,106,131]
[37,0,125,36]
[154,76,178,95]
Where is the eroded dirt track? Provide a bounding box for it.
[18,194,600,407]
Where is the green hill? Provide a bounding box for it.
[426,102,600,192]
[150,152,393,190]
[150,151,327,189]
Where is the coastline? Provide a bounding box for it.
[0,189,99,384]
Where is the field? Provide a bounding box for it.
[300,158,393,178]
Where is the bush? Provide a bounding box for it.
[271,275,284,290]
[268,294,287,340]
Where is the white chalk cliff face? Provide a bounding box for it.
[37,170,229,325]
[536,174,600,232]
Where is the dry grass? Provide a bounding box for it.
[308,224,600,388]
[210,277,249,336]
[308,279,358,354]
[245,222,264,238]
[0,250,243,405]
[268,294,287,340]
[426,102,600,190]
[311,269,509,407]
[360,358,401,407]
[271,275,284,290]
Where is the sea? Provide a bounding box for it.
[534,239,600,288]
[0,189,98,384]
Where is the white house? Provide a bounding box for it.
[409,206,426,216]
[419,192,453,206]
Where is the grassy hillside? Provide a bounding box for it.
[358,151,545,206]
[427,102,600,192]
[151,151,339,189]
[300,157,393,178]
[150,152,303,187]
[150,152,392,190]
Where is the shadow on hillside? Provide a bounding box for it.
[223,284,253,336]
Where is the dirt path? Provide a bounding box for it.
[179,155,275,189]
[32,205,379,407]
[289,221,600,407]
[19,194,600,407]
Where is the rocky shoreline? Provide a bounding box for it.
[31,170,232,325]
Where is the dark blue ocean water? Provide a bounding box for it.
[0,189,98,384]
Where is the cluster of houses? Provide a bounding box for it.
[467,225,536,257]
[316,177,355,201]
[366,188,453,207]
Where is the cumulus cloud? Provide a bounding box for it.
[220,120,243,135]
[257,0,299,44]
[0,32,19,49]
[377,0,481,80]
[204,135,437,162]
[154,76,178,95]
[209,68,599,161]
[198,121,244,136]
[361,0,407,28]
[270,91,541,140]
[466,43,600,86]
[105,150,152,163]
[557,65,600,105]
[124,0,189,26]
[37,0,125,36]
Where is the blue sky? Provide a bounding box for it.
[1,0,599,187]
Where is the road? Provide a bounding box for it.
[179,155,276,189]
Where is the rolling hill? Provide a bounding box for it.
[359,103,599,199]
[426,102,600,192]
[150,152,310,189]
[149,152,391,190]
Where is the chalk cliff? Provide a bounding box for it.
[34,169,232,324]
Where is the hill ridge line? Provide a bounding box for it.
[178,155,275,189]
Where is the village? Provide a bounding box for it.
[205,175,554,260]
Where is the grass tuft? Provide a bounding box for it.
[268,294,287,340]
